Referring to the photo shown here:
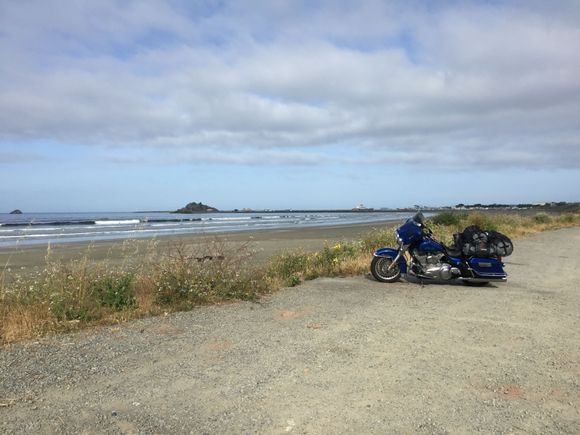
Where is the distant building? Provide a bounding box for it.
[353,204,373,211]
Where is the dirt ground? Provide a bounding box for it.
[1,228,579,434]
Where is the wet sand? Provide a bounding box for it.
[0,221,400,270]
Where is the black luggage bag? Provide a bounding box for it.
[453,225,513,258]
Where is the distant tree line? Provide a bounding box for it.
[455,202,574,209]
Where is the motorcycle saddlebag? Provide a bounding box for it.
[468,257,506,278]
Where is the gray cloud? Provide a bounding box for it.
[0,151,48,164]
[0,0,579,170]
[102,147,339,167]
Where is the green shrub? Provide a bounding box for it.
[309,243,357,277]
[286,274,301,287]
[361,227,397,252]
[319,243,356,264]
[266,252,310,287]
[49,273,135,320]
[154,261,209,306]
[152,241,265,306]
[533,213,552,224]
[91,274,135,310]
[466,212,498,231]
[431,211,467,226]
[558,214,577,224]
[49,292,99,321]
[266,242,361,284]
[52,305,94,322]
[42,260,101,321]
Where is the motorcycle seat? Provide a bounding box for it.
[445,245,462,258]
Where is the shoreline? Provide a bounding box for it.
[0,220,400,270]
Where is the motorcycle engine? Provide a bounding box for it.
[412,251,459,280]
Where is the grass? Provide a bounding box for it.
[1,212,579,345]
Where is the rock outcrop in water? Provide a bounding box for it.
[9,209,23,214]
[174,202,218,214]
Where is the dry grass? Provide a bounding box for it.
[1,212,579,345]
[430,211,580,245]
[1,303,54,344]
[0,238,265,345]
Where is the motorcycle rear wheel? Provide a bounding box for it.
[371,256,401,283]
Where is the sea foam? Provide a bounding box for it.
[94,219,141,225]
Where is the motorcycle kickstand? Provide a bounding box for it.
[409,270,426,287]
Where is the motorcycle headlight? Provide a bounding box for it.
[395,231,403,245]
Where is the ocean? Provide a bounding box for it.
[0,211,414,248]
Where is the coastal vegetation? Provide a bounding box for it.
[1,212,579,345]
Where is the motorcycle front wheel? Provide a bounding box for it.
[371,256,401,283]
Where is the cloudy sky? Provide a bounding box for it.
[1,0,579,212]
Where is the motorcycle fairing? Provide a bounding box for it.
[396,219,423,244]
[373,248,408,273]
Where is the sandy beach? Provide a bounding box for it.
[0,220,400,270]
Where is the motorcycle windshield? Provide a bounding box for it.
[413,211,425,225]
[397,218,423,244]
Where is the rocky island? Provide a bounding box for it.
[9,209,23,214]
[173,202,218,214]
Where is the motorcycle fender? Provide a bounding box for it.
[373,248,407,273]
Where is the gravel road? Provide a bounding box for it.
[1,228,579,434]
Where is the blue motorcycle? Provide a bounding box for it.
[371,212,509,286]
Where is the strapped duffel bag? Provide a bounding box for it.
[486,230,514,256]
[458,225,490,257]
[453,225,514,258]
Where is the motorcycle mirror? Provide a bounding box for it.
[413,211,425,225]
